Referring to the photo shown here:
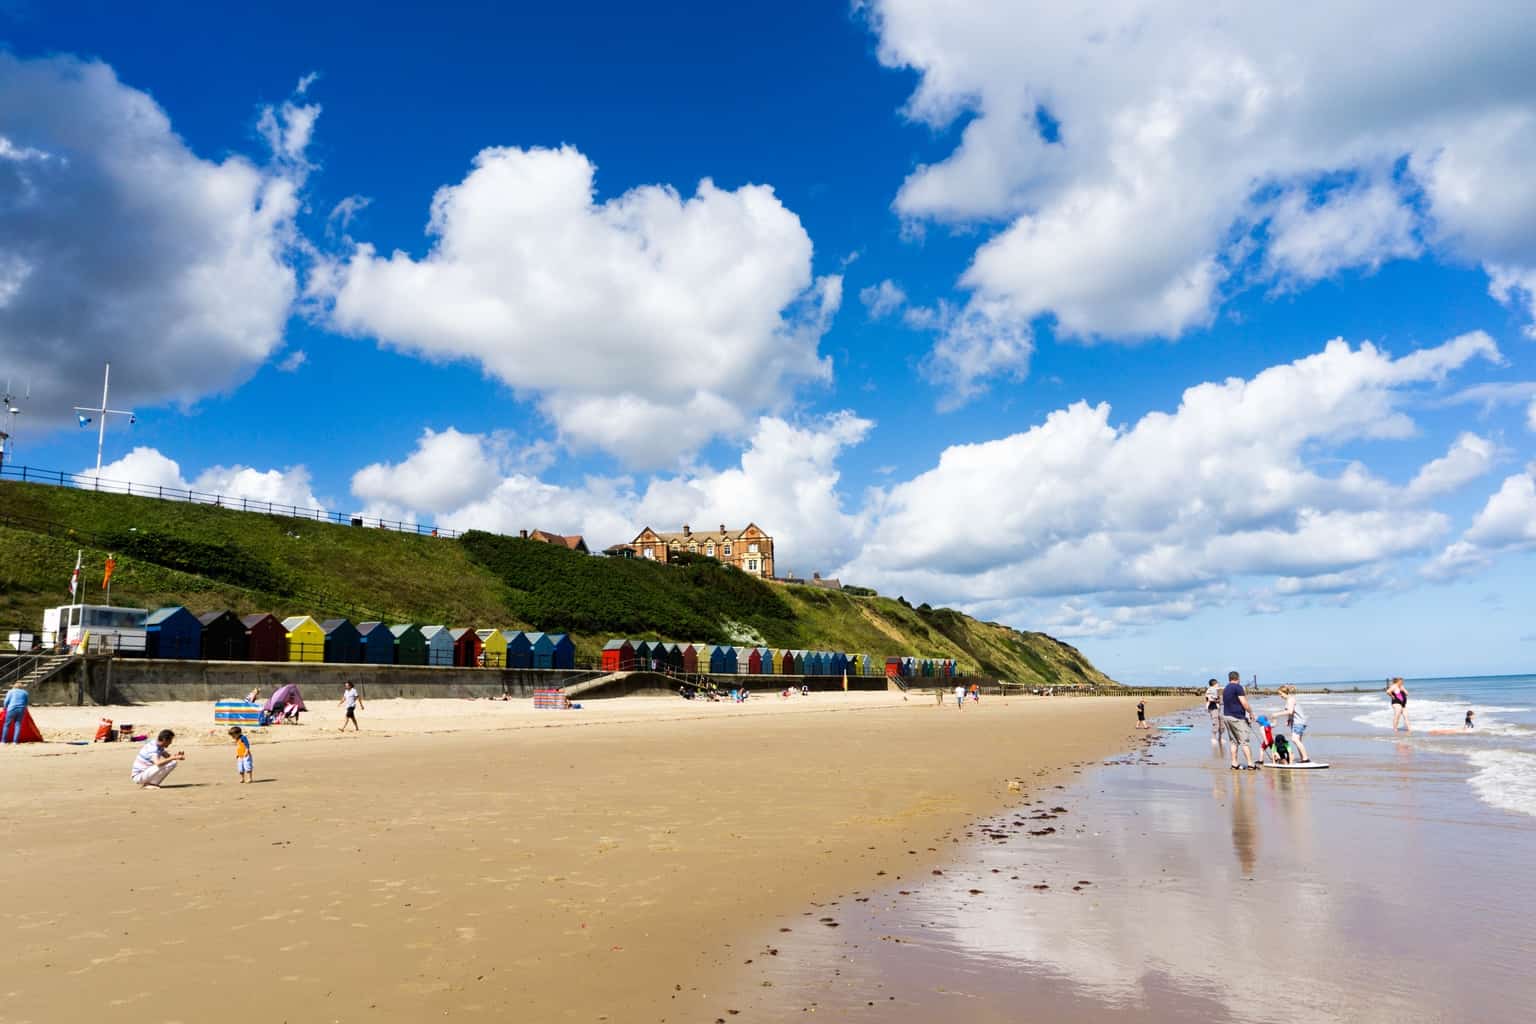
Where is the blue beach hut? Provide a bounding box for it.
[357,622,396,664]
[548,633,576,670]
[421,625,454,666]
[529,632,554,669]
[708,645,738,674]
[145,606,200,659]
[504,630,533,669]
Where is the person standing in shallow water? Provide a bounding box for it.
[1222,671,1257,770]
[1205,678,1222,743]
[1387,678,1410,732]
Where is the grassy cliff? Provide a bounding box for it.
[0,480,1116,686]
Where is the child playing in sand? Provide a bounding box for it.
[229,725,254,783]
[1256,715,1277,763]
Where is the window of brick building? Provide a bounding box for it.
[723,544,732,556]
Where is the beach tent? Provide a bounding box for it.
[420,625,454,666]
[356,622,396,664]
[262,683,307,719]
[451,627,483,667]
[601,639,633,672]
[145,606,200,659]
[549,634,576,670]
[321,619,363,664]
[241,614,287,662]
[213,700,262,727]
[389,624,427,666]
[197,610,247,661]
[708,645,737,674]
[477,629,508,667]
[282,616,325,662]
[529,632,554,669]
[504,630,533,669]
[2,708,43,742]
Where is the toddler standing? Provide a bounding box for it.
[229,726,254,783]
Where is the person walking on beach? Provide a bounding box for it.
[229,726,254,783]
[1387,678,1410,732]
[1222,671,1257,770]
[132,729,186,788]
[339,681,363,731]
[1204,678,1222,741]
[1276,685,1311,763]
[1136,700,1148,729]
[954,683,966,710]
[2,680,29,744]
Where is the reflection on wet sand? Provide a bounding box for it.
[720,715,1535,1023]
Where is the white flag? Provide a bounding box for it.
[69,549,82,600]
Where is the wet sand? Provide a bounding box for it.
[719,708,1536,1023]
[0,693,1186,1023]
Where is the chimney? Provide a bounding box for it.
[683,524,690,537]
[719,523,727,535]
[519,529,528,539]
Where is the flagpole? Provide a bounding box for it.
[95,363,110,476]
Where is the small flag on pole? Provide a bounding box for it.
[69,549,82,600]
[77,413,92,428]
[102,554,116,589]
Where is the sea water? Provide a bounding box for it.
[720,687,1536,1021]
[1300,674,1536,819]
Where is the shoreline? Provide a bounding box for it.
[0,692,1192,1022]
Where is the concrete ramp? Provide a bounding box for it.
[564,671,679,699]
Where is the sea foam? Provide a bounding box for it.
[1466,750,1536,819]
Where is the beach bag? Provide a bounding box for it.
[94,718,116,743]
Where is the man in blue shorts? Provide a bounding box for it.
[1222,670,1257,770]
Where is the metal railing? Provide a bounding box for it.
[1,463,460,539]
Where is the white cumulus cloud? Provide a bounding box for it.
[862,1,1536,398]
[88,446,323,510]
[314,144,840,466]
[1404,432,1496,500]
[859,278,907,318]
[0,55,309,422]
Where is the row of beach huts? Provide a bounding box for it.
[133,607,578,668]
[600,638,962,679]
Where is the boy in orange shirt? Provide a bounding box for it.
[229,725,254,783]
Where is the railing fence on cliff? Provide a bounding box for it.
[0,463,460,539]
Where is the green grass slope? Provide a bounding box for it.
[0,481,1117,686]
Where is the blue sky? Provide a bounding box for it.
[4,1,1536,683]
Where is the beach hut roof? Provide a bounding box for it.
[420,624,449,639]
[389,623,421,637]
[282,615,318,631]
[241,612,278,628]
[525,631,547,644]
[357,621,390,637]
[320,618,355,635]
[602,638,629,651]
[196,609,236,626]
[145,605,192,626]
[476,628,504,641]
[450,627,473,640]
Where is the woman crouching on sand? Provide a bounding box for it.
[1276,685,1310,763]
[1387,677,1410,732]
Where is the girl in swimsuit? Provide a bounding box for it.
[1387,677,1410,732]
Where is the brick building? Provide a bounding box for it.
[612,523,774,577]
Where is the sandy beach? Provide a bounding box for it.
[0,692,1186,1023]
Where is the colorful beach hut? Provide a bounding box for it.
[321,618,363,664]
[242,613,287,662]
[197,610,246,661]
[145,606,200,659]
[357,621,396,664]
[707,645,737,674]
[282,615,325,662]
[681,643,699,674]
[746,647,763,674]
[734,647,752,674]
[830,652,848,678]
[601,639,634,672]
[390,624,427,665]
[549,633,576,670]
[421,625,454,666]
[529,632,554,669]
[781,650,797,675]
[505,630,533,669]
[451,627,483,667]
[758,648,775,676]
[477,629,508,667]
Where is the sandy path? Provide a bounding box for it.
[0,693,1189,1023]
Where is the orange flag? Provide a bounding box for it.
[102,554,116,589]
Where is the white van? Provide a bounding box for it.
[42,605,149,655]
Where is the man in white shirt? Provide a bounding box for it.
[132,729,185,788]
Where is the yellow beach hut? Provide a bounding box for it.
[476,628,508,667]
[281,615,325,662]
